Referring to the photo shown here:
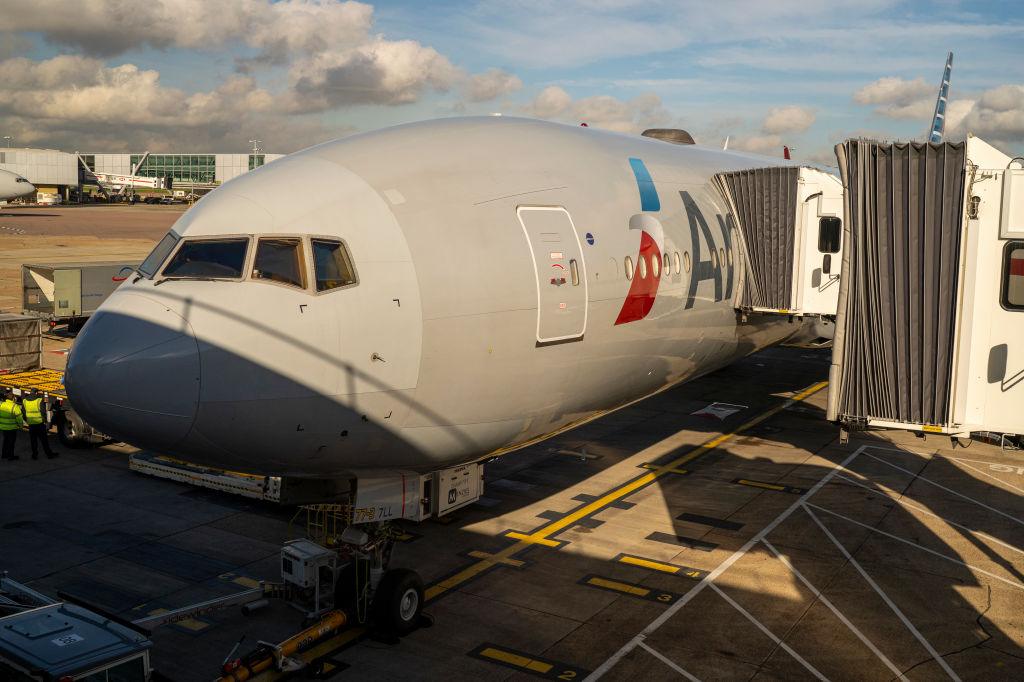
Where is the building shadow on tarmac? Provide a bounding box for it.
[1,346,1022,680]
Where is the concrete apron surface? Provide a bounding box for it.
[0,345,1021,680]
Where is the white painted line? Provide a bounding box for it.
[585,446,865,681]
[946,459,1024,496]
[761,539,908,680]
[709,582,830,681]
[804,504,961,681]
[860,451,1024,527]
[638,641,702,681]
[805,502,1024,591]
[936,455,1011,467]
[835,473,1024,557]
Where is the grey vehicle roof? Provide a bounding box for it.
[0,603,150,676]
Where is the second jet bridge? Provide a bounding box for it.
[827,136,1024,442]
[714,165,844,318]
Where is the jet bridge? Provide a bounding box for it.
[714,165,844,317]
[827,136,1024,443]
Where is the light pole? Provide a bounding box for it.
[2,136,11,148]
[248,139,262,154]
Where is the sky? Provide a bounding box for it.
[0,0,1021,163]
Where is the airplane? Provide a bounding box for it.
[0,169,35,201]
[65,116,823,482]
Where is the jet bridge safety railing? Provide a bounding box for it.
[713,166,844,317]
[827,136,1024,442]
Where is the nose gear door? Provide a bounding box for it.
[517,206,588,344]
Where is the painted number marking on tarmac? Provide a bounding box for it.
[470,643,590,680]
[580,574,682,605]
[733,478,808,495]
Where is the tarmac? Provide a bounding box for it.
[1,344,1022,681]
[0,205,1021,680]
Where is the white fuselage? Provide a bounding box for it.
[0,169,35,201]
[66,117,807,476]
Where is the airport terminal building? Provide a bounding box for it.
[0,148,283,200]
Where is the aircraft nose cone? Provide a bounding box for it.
[65,292,200,450]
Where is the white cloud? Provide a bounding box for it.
[4,0,374,60]
[730,134,783,156]
[0,55,333,152]
[762,106,815,134]
[854,76,934,107]
[465,68,522,103]
[288,39,460,109]
[952,84,1024,146]
[524,86,672,134]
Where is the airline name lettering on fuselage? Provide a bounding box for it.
[681,191,734,309]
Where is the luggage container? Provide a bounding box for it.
[0,314,41,373]
[22,261,137,332]
[714,165,844,317]
[827,135,1024,443]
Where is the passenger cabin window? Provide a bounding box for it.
[140,232,180,277]
[1002,242,1024,310]
[624,256,634,281]
[312,239,357,292]
[570,259,580,286]
[638,255,648,279]
[162,238,248,279]
[818,217,842,254]
[651,253,660,277]
[253,238,305,289]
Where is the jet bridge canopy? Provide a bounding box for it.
[828,139,967,428]
[828,136,1024,440]
[714,165,844,316]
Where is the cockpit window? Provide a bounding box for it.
[312,239,357,291]
[162,238,248,279]
[15,177,29,183]
[139,232,180,277]
[253,238,305,289]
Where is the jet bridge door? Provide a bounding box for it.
[517,206,588,344]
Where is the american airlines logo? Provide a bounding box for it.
[614,158,734,326]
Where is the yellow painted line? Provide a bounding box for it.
[922,425,943,433]
[233,576,261,589]
[480,646,554,674]
[468,550,525,567]
[618,555,681,574]
[640,463,688,475]
[174,618,208,631]
[504,531,562,547]
[423,380,828,602]
[587,576,650,597]
[736,478,786,491]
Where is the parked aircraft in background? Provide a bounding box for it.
[66,117,823,482]
[0,169,35,201]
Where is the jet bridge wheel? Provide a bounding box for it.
[372,568,424,637]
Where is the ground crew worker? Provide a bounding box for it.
[0,389,24,461]
[23,390,58,460]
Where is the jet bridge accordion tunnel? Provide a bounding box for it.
[827,136,1024,441]
[713,166,844,317]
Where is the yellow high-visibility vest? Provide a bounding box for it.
[23,398,44,425]
[0,400,23,431]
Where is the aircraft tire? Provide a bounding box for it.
[373,568,424,636]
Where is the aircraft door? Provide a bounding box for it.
[517,206,588,344]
